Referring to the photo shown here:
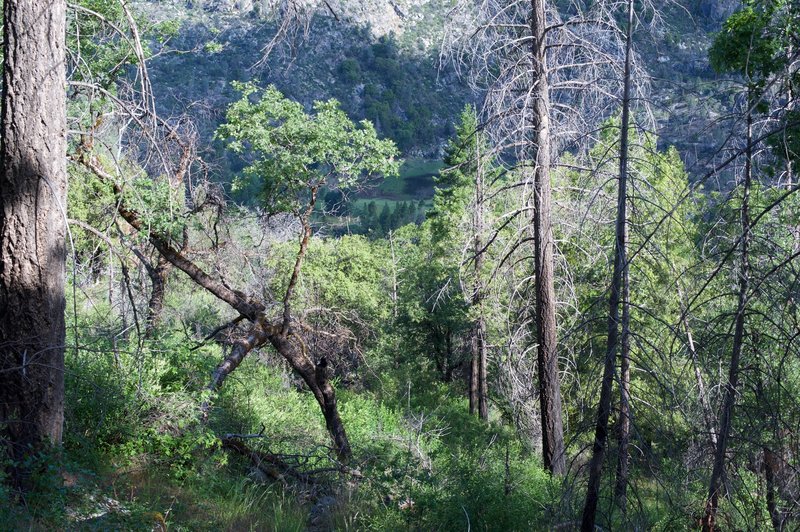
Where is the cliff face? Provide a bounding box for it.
[150,0,445,42]
[697,0,739,23]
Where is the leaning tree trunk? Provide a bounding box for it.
[581,0,634,525]
[529,0,566,476]
[701,95,753,532]
[268,333,352,460]
[86,157,353,461]
[0,0,68,490]
[203,317,353,461]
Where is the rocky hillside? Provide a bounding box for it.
[135,0,744,187]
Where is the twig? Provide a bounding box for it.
[191,315,246,351]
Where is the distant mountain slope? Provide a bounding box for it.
[136,0,743,189]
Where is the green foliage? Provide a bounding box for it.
[427,104,481,246]
[709,4,780,81]
[68,0,133,86]
[66,161,116,269]
[352,198,428,236]
[65,0,179,134]
[0,446,67,525]
[710,0,800,163]
[556,122,704,522]
[330,36,460,152]
[123,176,188,242]
[65,333,217,473]
[217,83,400,214]
[389,222,472,381]
[33,3,800,527]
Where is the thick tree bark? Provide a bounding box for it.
[530,0,566,476]
[581,0,633,525]
[0,0,67,489]
[701,99,753,532]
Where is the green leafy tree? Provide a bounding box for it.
[709,0,799,168]
[378,203,392,234]
[218,82,400,216]
[213,84,399,459]
[703,3,799,526]
[393,222,471,382]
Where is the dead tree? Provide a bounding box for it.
[701,91,754,532]
[444,0,629,476]
[582,0,635,523]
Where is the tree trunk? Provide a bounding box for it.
[269,333,352,461]
[444,331,455,383]
[530,0,566,477]
[614,282,631,508]
[282,190,317,334]
[581,0,633,525]
[755,364,784,531]
[474,136,489,420]
[764,442,786,530]
[144,255,171,337]
[701,96,753,532]
[389,231,399,319]
[469,344,479,415]
[0,0,67,490]
[477,315,488,420]
[613,0,635,514]
[201,317,352,461]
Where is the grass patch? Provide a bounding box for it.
[373,158,443,200]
